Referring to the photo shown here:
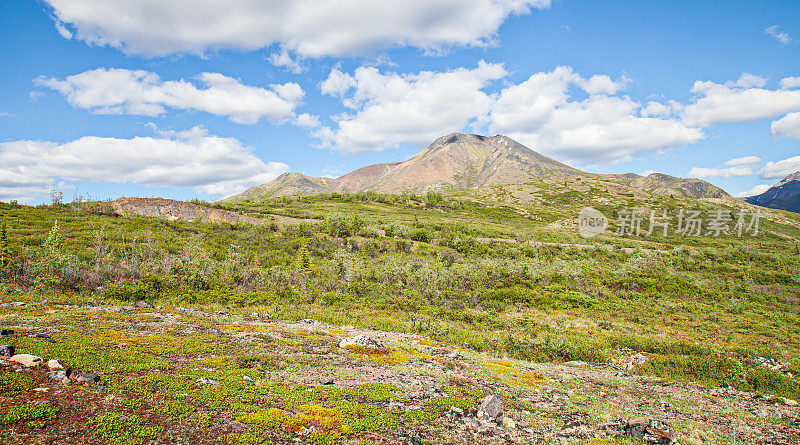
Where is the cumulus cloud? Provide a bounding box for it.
[313,64,704,163]
[0,126,288,203]
[35,68,304,124]
[771,112,800,139]
[44,0,551,58]
[687,155,761,179]
[781,77,800,89]
[759,155,800,179]
[765,25,793,44]
[687,165,754,179]
[682,73,800,126]
[734,184,772,198]
[486,67,703,164]
[724,156,761,166]
[317,61,508,153]
[268,46,305,74]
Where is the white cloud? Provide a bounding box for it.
[781,77,800,89]
[35,68,304,124]
[688,155,761,179]
[268,46,305,74]
[682,73,800,126]
[317,61,508,153]
[53,20,72,39]
[733,73,768,88]
[44,0,551,58]
[29,91,45,102]
[734,184,772,198]
[0,112,13,118]
[687,165,753,179]
[0,126,288,203]
[724,156,761,166]
[314,64,704,163]
[293,113,320,129]
[765,25,793,44]
[487,67,703,164]
[759,155,800,179]
[771,111,800,139]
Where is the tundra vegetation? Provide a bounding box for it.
[0,179,799,444]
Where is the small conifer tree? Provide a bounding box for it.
[296,241,311,273]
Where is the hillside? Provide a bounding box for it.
[224,133,727,202]
[745,171,800,213]
[2,183,800,444]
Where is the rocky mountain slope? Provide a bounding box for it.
[224,133,728,202]
[745,171,800,213]
[627,172,729,199]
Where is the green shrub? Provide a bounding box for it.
[2,403,60,427]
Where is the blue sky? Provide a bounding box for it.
[1,0,799,203]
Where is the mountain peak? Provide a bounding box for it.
[780,171,800,183]
[224,132,729,202]
[744,171,800,213]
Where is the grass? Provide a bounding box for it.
[0,186,799,443]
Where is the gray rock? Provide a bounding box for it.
[0,329,15,337]
[134,300,154,308]
[477,394,504,422]
[338,335,387,352]
[0,345,14,356]
[300,318,315,324]
[406,434,423,445]
[196,377,219,385]
[35,333,55,343]
[48,359,64,370]
[77,372,99,383]
[49,370,69,382]
[447,351,461,359]
[625,417,674,444]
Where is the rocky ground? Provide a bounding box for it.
[0,301,798,444]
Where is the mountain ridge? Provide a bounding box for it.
[223,133,729,202]
[744,171,800,213]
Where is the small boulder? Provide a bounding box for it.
[77,372,100,384]
[49,369,69,383]
[0,329,15,337]
[0,345,14,357]
[134,300,154,308]
[196,377,219,385]
[300,318,315,324]
[477,394,504,422]
[338,335,387,353]
[48,359,64,370]
[10,354,43,367]
[625,417,674,444]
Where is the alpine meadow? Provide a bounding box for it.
[1,1,800,445]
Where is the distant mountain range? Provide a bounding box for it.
[223,133,729,202]
[744,172,800,213]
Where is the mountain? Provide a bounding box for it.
[627,172,729,199]
[228,173,336,201]
[223,133,728,202]
[744,171,800,213]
